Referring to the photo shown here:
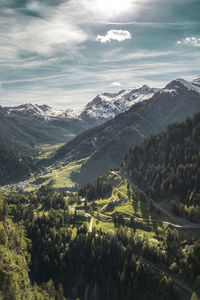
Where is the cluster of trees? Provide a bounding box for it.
[4,188,179,299]
[0,145,34,184]
[3,186,200,299]
[122,113,200,222]
[78,175,112,201]
[173,201,200,223]
[0,198,65,300]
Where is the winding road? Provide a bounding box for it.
[110,170,200,229]
[89,216,94,232]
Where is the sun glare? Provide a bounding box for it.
[95,0,133,17]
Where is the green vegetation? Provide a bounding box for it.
[2,189,180,299]
[0,198,66,300]
[122,112,200,223]
[1,170,200,299]
[0,145,36,185]
[35,143,66,160]
[77,172,178,240]
[0,106,77,185]
[31,158,88,189]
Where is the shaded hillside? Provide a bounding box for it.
[0,106,73,185]
[122,111,200,222]
[51,78,200,185]
[0,106,73,155]
[0,144,35,184]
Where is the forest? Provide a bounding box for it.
[122,112,200,223]
[0,185,199,299]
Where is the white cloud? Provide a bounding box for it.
[111,81,122,87]
[0,0,136,59]
[96,30,132,43]
[177,37,200,47]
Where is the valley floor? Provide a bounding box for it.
[1,142,200,300]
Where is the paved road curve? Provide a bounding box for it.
[111,170,200,229]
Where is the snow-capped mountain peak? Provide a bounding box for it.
[158,77,200,97]
[80,85,158,122]
[6,103,79,121]
[4,83,159,127]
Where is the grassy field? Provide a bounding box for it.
[31,157,88,189]
[72,172,180,240]
[35,142,67,160]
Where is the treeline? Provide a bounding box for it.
[122,112,200,222]
[78,175,112,201]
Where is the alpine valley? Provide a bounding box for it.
[1,76,200,300]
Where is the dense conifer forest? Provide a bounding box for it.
[122,112,200,223]
[0,185,198,299]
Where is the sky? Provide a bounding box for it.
[0,0,200,109]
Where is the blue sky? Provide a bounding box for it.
[0,0,200,108]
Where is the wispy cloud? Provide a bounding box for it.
[96,30,132,43]
[177,37,200,48]
[0,0,200,108]
[97,21,199,29]
[101,49,183,63]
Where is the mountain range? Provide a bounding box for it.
[1,76,200,185]
[49,76,200,185]
[0,83,157,184]
[4,84,157,127]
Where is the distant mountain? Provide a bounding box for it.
[5,103,79,121]
[79,85,158,126]
[50,77,200,185]
[0,105,74,155]
[5,85,158,129]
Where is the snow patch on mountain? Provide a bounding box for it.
[80,85,158,121]
[5,84,159,124]
[6,103,80,121]
[159,77,200,97]
[176,78,200,94]
[159,88,178,96]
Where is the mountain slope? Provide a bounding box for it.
[0,106,74,155]
[0,144,34,184]
[0,106,73,184]
[122,111,200,222]
[50,77,200,185]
